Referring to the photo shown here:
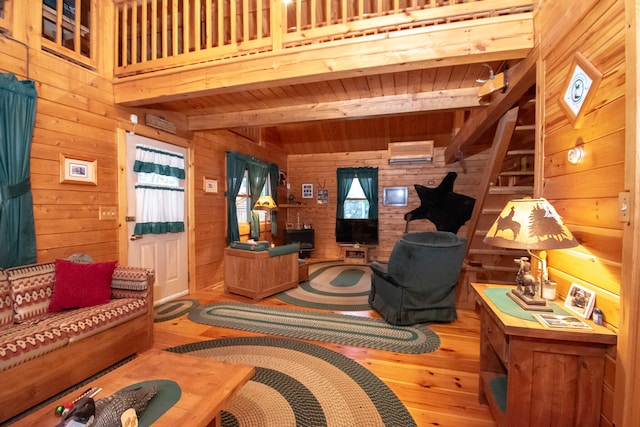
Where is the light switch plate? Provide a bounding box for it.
[618,192,630,223]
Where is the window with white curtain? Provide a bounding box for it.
[133,145,185,235]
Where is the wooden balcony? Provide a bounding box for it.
[112,0,534,112]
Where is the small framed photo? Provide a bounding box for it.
[564,283,596,319]
[302,183,313,198]
[203,177,218,193]
[317,189,328,204]
[286,223,294,230]
[278,170,287,187]
[60,154,97,185]
[383,186,408,206]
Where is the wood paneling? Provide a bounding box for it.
[538,0,625,424]
[192,130,287,289]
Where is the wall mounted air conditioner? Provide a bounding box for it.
[388,140,434,164]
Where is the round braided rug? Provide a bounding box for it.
[276,262,372,311]
[167,337,417,427]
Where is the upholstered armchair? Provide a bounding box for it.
[369,231,467,325]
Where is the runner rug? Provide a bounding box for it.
[154,298,200,322]
[188,302,440,354]
[167,336,417,427]
[275,261,372,310]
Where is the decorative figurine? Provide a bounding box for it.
[514,257,537,297]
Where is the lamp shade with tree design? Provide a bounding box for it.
[483,198,578,310]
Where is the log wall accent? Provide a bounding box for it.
[284,148,488,261]
[191,130,287,288]
[537,0,625,425]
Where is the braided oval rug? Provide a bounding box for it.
[275,262,372,311]
[188,302,440,354]
[167,336,417,427]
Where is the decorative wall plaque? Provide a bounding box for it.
[559,52,602,129]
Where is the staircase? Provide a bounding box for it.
[458,100,536,307]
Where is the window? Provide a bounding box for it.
[236,171,270,224]
[42,0,94,65]
[336,167,378,220]
[344,178,369,219]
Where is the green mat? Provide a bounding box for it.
[188,302,440,354]
[483,287,570,321]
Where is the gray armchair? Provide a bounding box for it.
[369,231,467,325]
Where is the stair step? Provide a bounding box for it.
[498,171,534,176]
[507,149,535,156]
[468,248,528,256]
[488,186,534,195]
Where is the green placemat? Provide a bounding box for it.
[121,379,182,426]
[483,287,570,321]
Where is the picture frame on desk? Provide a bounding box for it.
[564,283,596,319]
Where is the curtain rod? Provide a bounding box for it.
[0,27,30,79]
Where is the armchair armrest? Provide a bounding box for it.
[370,261,401,288]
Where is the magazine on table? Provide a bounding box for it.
[533,313,592,330]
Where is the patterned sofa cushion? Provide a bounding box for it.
[44,297,148,343]
[7,263,56,324]
[0,270,13,330]
[0,322,69,372]
[111,266,153,299]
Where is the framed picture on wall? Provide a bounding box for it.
[383,186,408,206]
[302,183,313,198]
[558,52,602,129]
[59,154,97,185]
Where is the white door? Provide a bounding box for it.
[126,133,189,304]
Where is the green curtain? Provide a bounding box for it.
[356,167,378,219]
[336,168,355,219]
[268,163,278,236]
[247,160,268,239]
[226,152,248,244]
[336,167,378,219]
[0,73,38,268]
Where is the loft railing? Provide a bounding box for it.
[114,0,534,77]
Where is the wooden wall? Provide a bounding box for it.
[285,148,488,261]
[1,37,123,263]
[536,0,625,425]
[192,131,287,288]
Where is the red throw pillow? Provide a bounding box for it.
[48,259,118,312]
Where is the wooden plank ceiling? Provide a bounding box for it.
[114,8,535,157]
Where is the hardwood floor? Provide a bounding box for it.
[152,282,497,427]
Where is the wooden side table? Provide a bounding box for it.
[471,283,617,427]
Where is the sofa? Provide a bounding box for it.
[369,231,467,325]
[224,241,301,300]
[0,260,155,422]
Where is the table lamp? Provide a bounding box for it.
[483,198,578,311]
[253,195,278,211]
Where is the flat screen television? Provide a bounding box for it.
[335,219,378,245]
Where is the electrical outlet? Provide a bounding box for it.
[99,206,117,220]
[618,192,630,223]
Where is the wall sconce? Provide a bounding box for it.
[567,145,585,164]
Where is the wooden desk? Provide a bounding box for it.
[14,350,254,427]
[471,283,617,427]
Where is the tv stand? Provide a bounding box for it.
[341,245,369,264]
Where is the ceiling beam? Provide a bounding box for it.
[444,48,537,164]
[113,15,533,107]
[188,88,484,130]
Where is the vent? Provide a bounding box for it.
[388,140,434,164]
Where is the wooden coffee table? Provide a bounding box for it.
[12,349,254,426]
